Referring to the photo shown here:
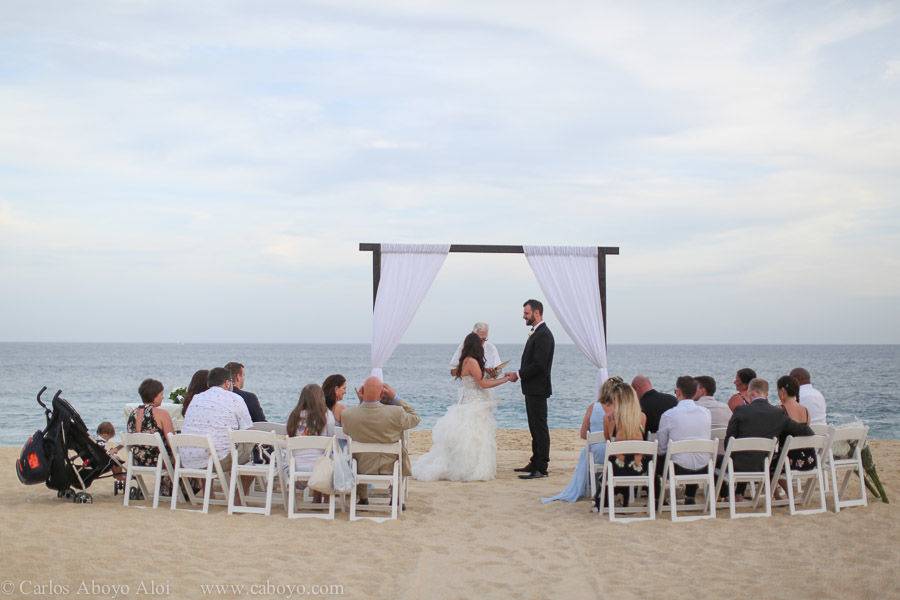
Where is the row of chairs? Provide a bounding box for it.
[587,424,870,523]
[120,424,408,522]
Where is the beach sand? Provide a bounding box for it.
[1,431,897,600]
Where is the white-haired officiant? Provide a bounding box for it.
[450,322,503,377]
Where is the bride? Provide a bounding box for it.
[413,332,513,482]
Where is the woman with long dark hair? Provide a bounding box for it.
[413,332,512,482]
[322,374,348,424]
[286,383,335,503]
[181,369,210,417]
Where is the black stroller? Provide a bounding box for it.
[16,386,118,503]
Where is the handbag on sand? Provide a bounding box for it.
[308,454,334,495]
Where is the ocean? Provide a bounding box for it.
[1,343,897,445]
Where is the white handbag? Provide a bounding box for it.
[308,454,334,494]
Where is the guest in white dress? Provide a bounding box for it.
[286,383,336,503]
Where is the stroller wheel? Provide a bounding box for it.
[74,492,92,504]
[129,487,144,501]
[62,489,76,500]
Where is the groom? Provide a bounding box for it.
[509,299,555,479]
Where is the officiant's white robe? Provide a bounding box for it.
[449,341,501,369]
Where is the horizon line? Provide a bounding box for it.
[1,341,898,346]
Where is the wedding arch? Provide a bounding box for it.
[359,243,620,392]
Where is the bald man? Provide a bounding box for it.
[340,377,420,503]
[631,375,677,435]
[790,367,827,425]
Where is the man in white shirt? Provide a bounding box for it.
[790,367,827,425]
[656,376,712,504]
[692,375,732,430]
[449,322,502,376]
[180,367,253,471]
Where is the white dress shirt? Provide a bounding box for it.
[695,396,733,430]
[180,386,253,468]
[450,340,501,369]
[799,384,827,425]
[656,399,712,470]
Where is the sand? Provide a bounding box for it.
[1,430,898,600]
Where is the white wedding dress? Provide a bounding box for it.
[412,376,497,482]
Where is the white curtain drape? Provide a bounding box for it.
[371,243,450,380]
[524,245,609,393]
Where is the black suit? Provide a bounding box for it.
[234,388,266,423]
[725,398,813,472]
[639,389,677,434]
[519,322,554,473]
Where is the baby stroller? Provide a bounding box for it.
[16,386,118,503]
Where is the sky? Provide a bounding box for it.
[1,1,898,344]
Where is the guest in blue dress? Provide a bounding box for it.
[541,376,620,503]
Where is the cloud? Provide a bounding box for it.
[0,2,898,342]
[886,58,900,81]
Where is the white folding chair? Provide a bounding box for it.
[714,437,776,519]
[586,431,605,499]
[227,430,281,516]
[167,433,230,513]
[657,439,718,522]
[282,435,336,520]
[122,432,181,509]
[349,440,402,522]
[596,440,657,523]
[401,430,411,509]
[770,435,827,515]
[824,425,868,513]
[810,423,832,437]
[249,422,288,435]
[710,428,727,456]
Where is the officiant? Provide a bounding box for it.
[450,322,503,377]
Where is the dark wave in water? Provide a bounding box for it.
[1,343,897,445]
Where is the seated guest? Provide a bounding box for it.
[724,377,814,494]
[776,375,817,472]
[286,383,336,503]
[180,367,253,472]
[656,376,712,504]
[226,361,266,423]
[727,368,757,411]
[790,367,827,425]
[541,376,619,503]
[127,378,175,495]
[322,374,348,424]
[631,374,676,434]
[692,375,732,430]
[95,421,125,482]
[181,369,209,417]
[596,380,647,509]
[340,376,420,504]
[94,421,121,454]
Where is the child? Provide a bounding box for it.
[95,422,126,493]
[95,422,122,454]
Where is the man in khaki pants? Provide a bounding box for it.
[341,377,420,503]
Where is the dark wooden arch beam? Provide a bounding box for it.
[359,243,620,337]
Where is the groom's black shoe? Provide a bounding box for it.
[514,464,534,473]
[518,470,548,480]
